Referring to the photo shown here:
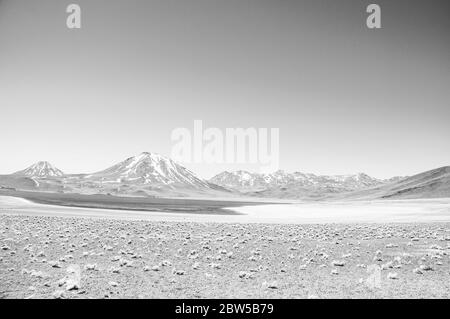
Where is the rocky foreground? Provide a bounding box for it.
[0,214,449,299]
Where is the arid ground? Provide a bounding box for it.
[0,196,449,299]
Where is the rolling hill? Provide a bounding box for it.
[337,166,450,201]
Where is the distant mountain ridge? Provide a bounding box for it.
[246,167,450,201]
[1,153,224,197]
[0,154,448,200]
[209,170,395,192]
[340,166,450,201]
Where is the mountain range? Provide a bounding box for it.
[0,152,448,200]
[0,153,226,198]
[209,170,403,192]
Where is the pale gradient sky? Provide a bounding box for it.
[0,0,449,179]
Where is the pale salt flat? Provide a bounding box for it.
[1,195,450,224]
[227,199,450,224]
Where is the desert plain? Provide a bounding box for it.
[0,195,449,299]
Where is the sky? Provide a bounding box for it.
[0,0,449,179]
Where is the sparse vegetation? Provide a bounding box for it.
[1,215,449,298]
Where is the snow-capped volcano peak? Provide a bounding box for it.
[14,161,64,178]
[89,152,211,188]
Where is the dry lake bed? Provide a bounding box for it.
[1,196,450,299]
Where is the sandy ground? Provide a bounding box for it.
[1,196,450,299]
